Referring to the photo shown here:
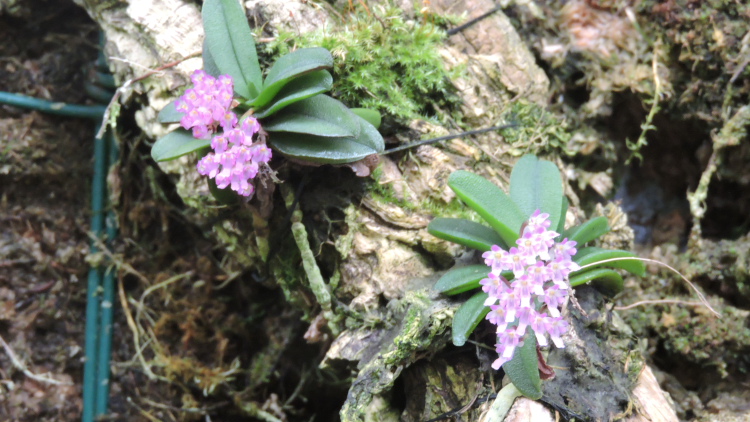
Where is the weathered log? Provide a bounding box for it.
[70,0,680,420]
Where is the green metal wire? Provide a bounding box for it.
[0,33,120,421]
[81,124,108,422]
[94,130,118,416]
[0,91,106,120]
[83,35,119,422]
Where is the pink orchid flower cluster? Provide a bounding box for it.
[175,70,271,197]
[480,210,580,369]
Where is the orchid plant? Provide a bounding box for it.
[428,155,645,399]
[151,0,384,197]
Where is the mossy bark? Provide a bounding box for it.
[71,0,679,420]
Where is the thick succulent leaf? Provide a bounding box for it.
[202,40,221,78]
[263,95,361,138]
[428,218,507,251]
[151,129,210,162]
[350,108,381,129]
[251,47,333,108]
[509,155,564,231]
[350,115,384,152]
[572,247,646,277]
[563,216,611,245]
[434,265,490,296]
[158,100,182,123]
[253,70,332,118]
[452,292,490,347]
[202,0,262,99]
[268,115,383,164]
[556,196,569,234]
[447,171,526,246]
[502,327,542,400]
[569,268,624,296]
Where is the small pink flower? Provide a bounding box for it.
[553,238,578,261]
[529,312,551,346]
[515,306,536,335]
[511,275,542,308]
[491,355,510,370]
[542,285,568,317]
[496,328,522,360]
[191,124,211,140]
[501,247,530,278]
[528,210,551,230]
[479,272,507,299]
[218,111,238,130]
[211,135,229,153]
[496,288,520,322]
[251,143,272,163]
[547,255,576,287]
[517,227,551,261]
[482,245,507,273]
[241,117,261,137]
[197,155,220,178]
[527,261,552,285]
[546,318,569,348]
[486,305,510,330]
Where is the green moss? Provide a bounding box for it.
[339,291,453,421]
[262,5,461,123]
[623,294,750,378]
[498,100,574,156]
[636,0,750,123]
[270,240,311,316]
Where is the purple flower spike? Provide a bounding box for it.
[176,70,272,197]
[478,209,579,370]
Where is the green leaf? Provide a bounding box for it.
[447,171,527,246]
[158,100,182,123]
[573,247,646,277]
[569,268,624,296]
[253,70,333,118]
[428,218,507,251]
[452,291,490,346]
[434,265,490,296]
[251,47,333,108]
[268,115,384,164]
[202,0,262,99]
[563,216,611,245]
[502,327,542,400]
[350,108,381,129]
[556,196,569,234]
[263,95,361,138]
[202,40,221,78]
[509,155,564,231]
[151,129,210,162]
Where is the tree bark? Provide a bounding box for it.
[71,0,679,420]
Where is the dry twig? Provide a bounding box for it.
[0,333,72,386]
[578,257,720,317]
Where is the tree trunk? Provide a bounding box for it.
[71,0,680,420]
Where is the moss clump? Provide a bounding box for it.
[621,239,750,378]
[339,291,453,421]
[262,5,460,123]
[497,100,574,156]
[627,304,750,378]
[637,0,750,124]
